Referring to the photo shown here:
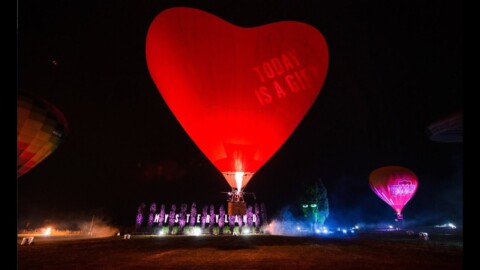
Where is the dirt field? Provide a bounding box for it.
[17,233,462,270]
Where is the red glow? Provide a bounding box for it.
[146,7,328,190]
[369,166,418,217]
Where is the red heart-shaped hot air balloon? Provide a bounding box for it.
[146,7,328,193]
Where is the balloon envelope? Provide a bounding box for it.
[146,7,329,191]
[369,166,418,219]
[427,111,462,143]
[17,92,68,178]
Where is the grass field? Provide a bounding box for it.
[17,232,462,270]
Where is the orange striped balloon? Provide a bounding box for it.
[17,92,68,178]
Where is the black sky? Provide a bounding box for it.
[17,0,462,227]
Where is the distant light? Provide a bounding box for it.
[243,228,251,235]
[315,229,320,234]
[158,230,165,236]
[354,225,359,229]
[342,229,347,234]
[322,228,328,234]
[44,227,52,235]
[302,204,308,208]
[310,204,317,208]
[448,223,456,229]
[388,225,393,229]
[296,226,301,231]
[435,223,458,229]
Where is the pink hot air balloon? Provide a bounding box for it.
[369,166,418,220]
[146,7,328,214]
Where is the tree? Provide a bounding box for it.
[135,202,146,231]
[218,204,225,234]
[300,179,329,231]
[254,203,261,233]
[201,205,208,232]
[228,213,236,234]
[189,202,197,227]
[147,203,157,231]
[177,203,187,234]
[168,204,176,235]
[158,204,165,232]
[208,204,215,235]
[246,205,254,230]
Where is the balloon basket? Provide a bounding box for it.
[228,201,246,215]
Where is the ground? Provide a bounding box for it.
[17,232,462,270]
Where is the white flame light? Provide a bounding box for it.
[235,172,244,192]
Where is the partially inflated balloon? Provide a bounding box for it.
[369,166,418,219]
[17,92,68,178]
[427,111,463,143]
[146,7,328,192]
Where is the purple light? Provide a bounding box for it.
[168,204,176,234]
[135,202,146,229]
[158,204,165,231]
[201,205,208,231]
[178,203,187,234]
[208,204,215,235]
[247,205,253,227]
[135,213,143,229]
[228,214,235,234]
[218,204,225,234]
[147,203,157,229]
[189,203,197,227]
[254,203,261,233]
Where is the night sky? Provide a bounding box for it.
[17,0,462,228]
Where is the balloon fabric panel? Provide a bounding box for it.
[17,92,68,178]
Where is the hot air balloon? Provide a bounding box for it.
[146,7,328,214]
[369,166,418,220]
[427,111,463,143]
[17,92,68,178]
